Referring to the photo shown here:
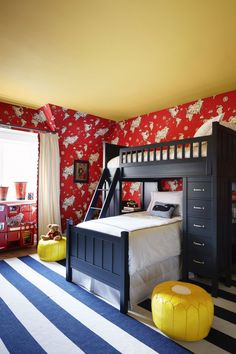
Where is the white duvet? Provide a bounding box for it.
[78,212,182,276]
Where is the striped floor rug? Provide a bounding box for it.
[0,256,235,354]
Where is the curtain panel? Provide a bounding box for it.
[38,133,61,237]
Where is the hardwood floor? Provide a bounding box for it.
[0,246,37,260]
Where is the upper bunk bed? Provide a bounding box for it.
[103,121,236,180]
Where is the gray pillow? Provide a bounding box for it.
[150,202,176,218]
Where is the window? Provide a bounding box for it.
[0,127,38,201]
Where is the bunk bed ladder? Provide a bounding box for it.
[84,168,120,221]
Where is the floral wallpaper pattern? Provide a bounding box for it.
[159,179,183,192]
[50,104,115,230]
[0,89,236,230]
[0,102,51,131]
[108,90,236,201]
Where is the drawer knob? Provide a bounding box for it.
[193,223,205,228]
[193,241,205,247]
[193,188,205,192]
[193,206,205,210]
[193,259,205,265]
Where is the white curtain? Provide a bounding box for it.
[38,133,61,237]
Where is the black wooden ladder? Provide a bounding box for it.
[84,168,120,221]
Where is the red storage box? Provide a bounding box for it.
[21,229,33,246]
[0,232,7,249]
[7,230,21,242]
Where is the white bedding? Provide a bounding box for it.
[75,212,182,306]
[78,211,181,235]
[107,142,207,167]
[78,212,182,276]
[72,255,180,308]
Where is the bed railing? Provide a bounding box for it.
[119,136,211,166]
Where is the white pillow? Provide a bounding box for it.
[194,114,223,138]
[147,191,183,217]
[219,120,236,132]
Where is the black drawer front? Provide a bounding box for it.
[188,217,212,237]
[188,255,213,275]
[188,199,211,218]
[188,182,211,199]
[188,235,212,256]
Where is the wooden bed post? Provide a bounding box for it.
[103,142,125,168]
[66,218,73,282]
[182,177,188,281]
[120,231,129,313]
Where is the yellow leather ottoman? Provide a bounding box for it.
[37,236,66,262]
[151,280,214,341]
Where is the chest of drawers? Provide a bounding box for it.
[183,175,234,295]
[184,177,218,291]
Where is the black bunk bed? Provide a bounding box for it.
[66,122,236,313]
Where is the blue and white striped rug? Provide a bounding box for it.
[0,256,235,354]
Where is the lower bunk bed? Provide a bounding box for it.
[66,205,182,313]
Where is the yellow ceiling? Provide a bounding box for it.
[0,0,236,120]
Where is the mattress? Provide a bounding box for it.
[107,142,207,168]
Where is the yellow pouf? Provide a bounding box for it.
[37,237,66,262]
[151,281,214,341]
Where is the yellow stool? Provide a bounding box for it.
[37,237,66,262]
[151,280,214,341]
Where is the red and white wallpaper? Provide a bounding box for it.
[50,104,115,230]
[109,91,236,145]
[0,102,52,131]
[108,90,236,201]
[0,89,236,230]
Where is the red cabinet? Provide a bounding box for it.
[0,233,7,250]
[0,201,37,251]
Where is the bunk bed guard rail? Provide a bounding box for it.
[119,136,211,166]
